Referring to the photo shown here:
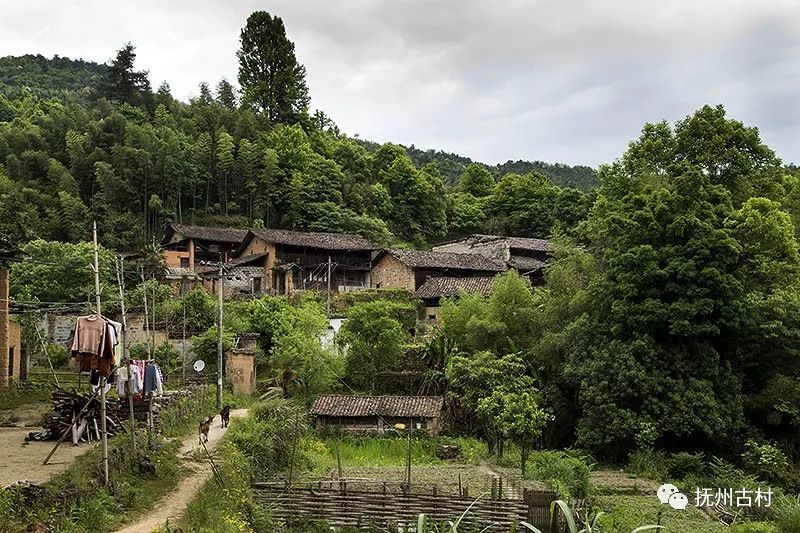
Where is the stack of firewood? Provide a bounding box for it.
[25,388,125,442]
[25,388,197,442]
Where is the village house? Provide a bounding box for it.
[231,228,376,297]
[414,276,495,321]
[162,223,249,270]
[370,249,506,292]
[432,234,550,284]
[310,395,446,436]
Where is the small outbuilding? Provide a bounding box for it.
[310,395,446,436]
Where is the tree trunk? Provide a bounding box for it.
[521,443,528,477]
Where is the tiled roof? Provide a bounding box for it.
[164,267,200,280]
[383,249,506,271]
[506,256,547,272]
[310,395,445,418]
[414,276,495,300]
[249,229,376,251]
[435,234,550,253]
[167,224,249,244]
[227,252,268,266]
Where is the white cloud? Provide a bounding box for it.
[1,0,798,166]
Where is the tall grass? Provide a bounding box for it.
[332,437,442,466]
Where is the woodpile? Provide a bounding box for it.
[24,387,198,442]
[25,388,125,442]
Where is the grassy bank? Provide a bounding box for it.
[0,385,218,532]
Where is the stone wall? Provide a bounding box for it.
[370,254,415,291]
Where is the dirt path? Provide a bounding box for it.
[115,409,248,533]
[0,427,96,486]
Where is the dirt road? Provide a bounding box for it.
[0,427,95,486]
[115,409,248,533]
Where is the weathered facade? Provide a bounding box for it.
[6,318,22,381]
[233,229,376,296]
[371,249,506,292]
[433,234,550,283]
[311,395,446,436]
[162,224,249,270]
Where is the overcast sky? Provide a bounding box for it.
[2,0,799,167]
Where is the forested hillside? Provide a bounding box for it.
[0,30,593,253]
[0,54,106,100]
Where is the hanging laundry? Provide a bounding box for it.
[144,361,163,395]
[117,363,143,397]
[132,359,147,402]
[70,315,115,377]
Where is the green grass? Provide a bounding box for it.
[0,384,51,410]
[0,433,184,532]
[0,386,219,532]
[593,494,729,533]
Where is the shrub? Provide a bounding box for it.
[773,494,800,533]
[627,449,670,481]
[527,450,592,500]
[742,439,790,486]
[667,451,705,480]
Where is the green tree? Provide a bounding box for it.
[237,11,310,124]
[477,385,551,475]
[10,239,116,306]
[458,163,495,197]
[338,300,416,391]
[99,43,153,108]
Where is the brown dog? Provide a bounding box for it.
[198,415,215,444]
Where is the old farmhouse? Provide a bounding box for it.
[414,276,495,321]
[370,249,506,292]
[433,234,550,284]
[231,228,377,297]
[310,395,447,436]
[162,223,249,270]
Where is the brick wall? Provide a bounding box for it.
[371,254,415,291]
[9,319,21,380]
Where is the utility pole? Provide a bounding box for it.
[115,256,135,452]
[216,260,224,410]
[92,221,109,487]
[182,298,186,385]
[326,254,332,317]
[0,263,9,389]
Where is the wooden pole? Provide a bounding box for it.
[140,265,151,358]
[0,266,9,389]
[34,324,59,387]
[115,256,135,452]
[92,221,109,488]
[182,298,186,385]
[335,437,343,491]
[326,254,331,317]
[406,431,412,490]
[216,260,223,411]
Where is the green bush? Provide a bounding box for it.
[627,449,670,481]
[774,494,800,533]
[527,450,592,500]
[668,451,705,480]
[742,439,791,486]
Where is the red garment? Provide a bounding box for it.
[132,359,147,402]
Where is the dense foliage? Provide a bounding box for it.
[0,13,589,253]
